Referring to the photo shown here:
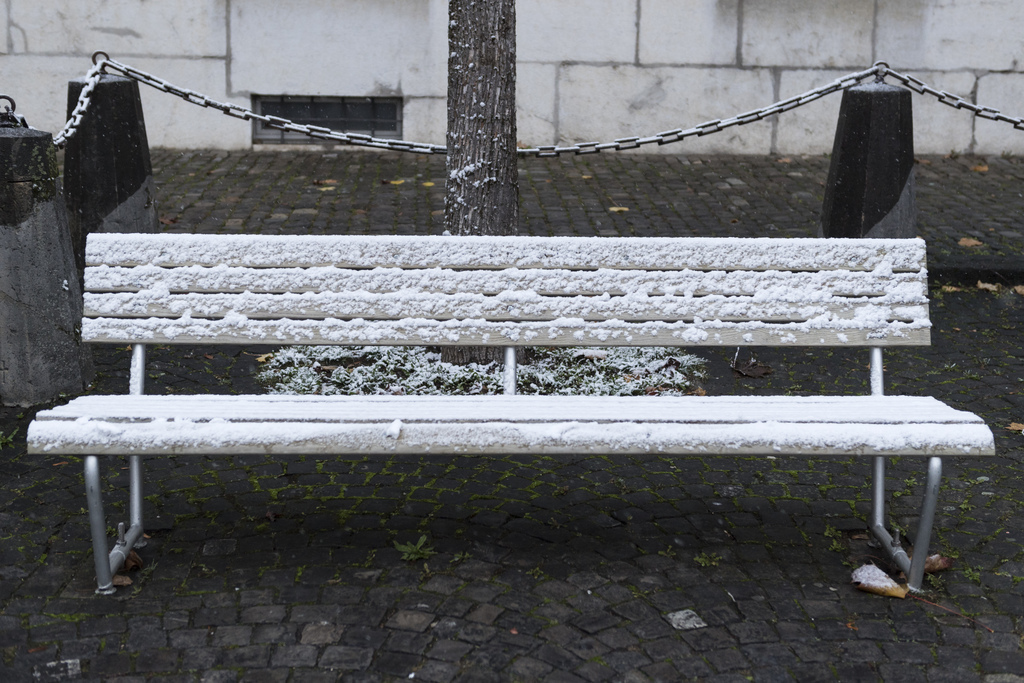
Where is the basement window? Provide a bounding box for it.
[252,95,402,144]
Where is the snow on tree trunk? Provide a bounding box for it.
[443,0,519,367]
[445,0,518,237]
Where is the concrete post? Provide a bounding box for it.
[821,82,916,239]
[63,74,159,286]
[0,101,89,406]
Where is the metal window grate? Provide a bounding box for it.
[251,95,402,144]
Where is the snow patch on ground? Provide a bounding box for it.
[258,346,707,397]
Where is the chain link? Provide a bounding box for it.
[57,56,1024,154]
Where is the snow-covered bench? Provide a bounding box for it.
[28,234,994,593]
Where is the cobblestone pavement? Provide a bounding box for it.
[1,151,1022,682]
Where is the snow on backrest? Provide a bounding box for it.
[81,234,930,347]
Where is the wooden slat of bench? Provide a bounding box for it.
[81,316,931,346]
[86,265,928,298]
[83,291,929,324]
[27,395,995,457]
[86,234,928,272]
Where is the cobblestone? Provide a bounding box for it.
[0,151,1021,680]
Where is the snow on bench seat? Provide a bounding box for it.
[28,395,995,457]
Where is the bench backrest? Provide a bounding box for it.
[83,234,930,348]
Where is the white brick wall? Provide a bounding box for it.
[2,0,1022,154]
[230,0,441,97]
[558,65,774,154]
[8,0,226,56]
[639,0,739,66]
[877,0,1024,72]
[742,0,874,69]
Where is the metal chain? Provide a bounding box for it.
[57,56,1024,154]
[53,53,108,148]
[518,66,883,156]
[96,55,446,155]
[878,63,1024,130]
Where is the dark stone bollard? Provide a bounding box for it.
[821,82,916,239]
[0,110,90,406]
[63,74,159,286]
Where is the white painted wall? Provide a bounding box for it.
[2,0,1022,154]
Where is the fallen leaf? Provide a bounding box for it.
[608,207,629,213]
[776,157,792,163]
[940,285,962,292]
[958,237,984,247]
[385,179,405,185]
[1013,286,1024,296]
[159,217,176,225]
[976,281,1001,292]
[124,550,144,572]
[430,210,444,216]
[53,462,68,467]
[254,353,273,363]
[690,387,707,397]
[923,554,954,573]
[112,574,133,587]
[581,175,593,180]
[733,358,773,378]
[509,628,519,634]
[1009,423,1024,432]
[28,646,47,653]
[851,564,908,599]
[313,179,338,185]
[970,164,989,172]
[318,186,336,192]
[915,158,932,165]
[846,621,859,630]
[203,354,214,360]
[422,181,435,187]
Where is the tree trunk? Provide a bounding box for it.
[443,0,519,366]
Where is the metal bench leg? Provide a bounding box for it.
[84,456,116,595]
[869,455,911,573]
[869,455,944,592]
[129,455,146,549]
[126,343,147,549]
[85,344,149,594]
[906,456,942,591]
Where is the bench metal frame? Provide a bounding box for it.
[867,347,943,590]
[83,344,942,594]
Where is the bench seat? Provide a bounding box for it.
[29,394,994,457]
